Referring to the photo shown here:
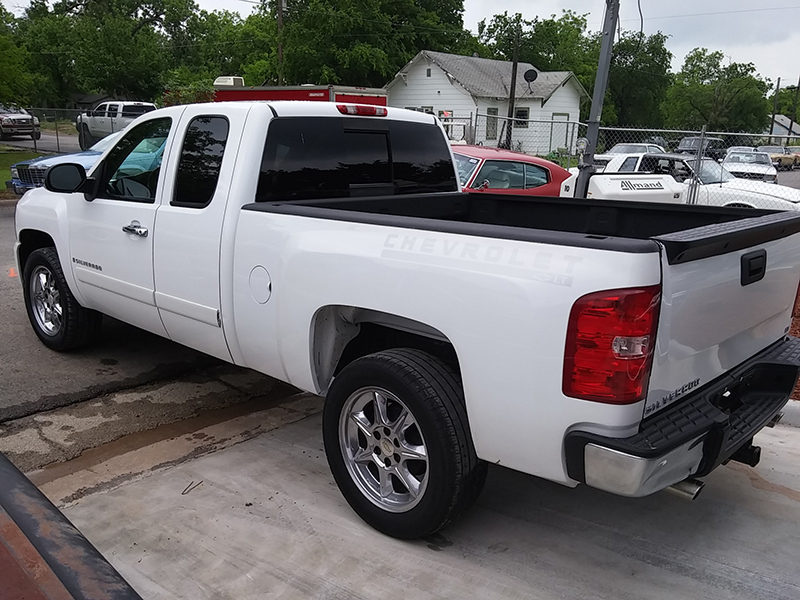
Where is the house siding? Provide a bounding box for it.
[387,59,476,120]
[386,53,585,154]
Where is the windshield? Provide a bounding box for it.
[0,105,27,114]
[453,153,481,186]
[696,159,735,184]
[608,144,645,154]
[724,152,771,166]
[88,131,124,152]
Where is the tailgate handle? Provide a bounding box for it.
[741,249,767,286]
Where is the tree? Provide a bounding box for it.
[0,6,35,104]
[664,48,769,132]
[607,31,672,127]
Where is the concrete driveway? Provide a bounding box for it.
[25,399,800,600]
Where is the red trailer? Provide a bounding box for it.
[213,83,388,106]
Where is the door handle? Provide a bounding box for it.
[122,222,148,237]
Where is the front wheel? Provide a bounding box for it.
[323,349,487,539]
[22,247,102,351]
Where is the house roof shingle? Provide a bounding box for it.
[390,50,589,102]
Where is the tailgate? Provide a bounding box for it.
[645,211,800,417]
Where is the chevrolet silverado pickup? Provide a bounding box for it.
[15,102,800,539]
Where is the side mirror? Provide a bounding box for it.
[44,164,97,200]
[45,163,86,193]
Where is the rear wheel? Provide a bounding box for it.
[323,349,487,539]
[23,247,102,351]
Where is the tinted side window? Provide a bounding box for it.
[98,117,171,203]
[173,116,230,207]
[257,117,457,202]
[619,156,639,172]
[388,121,458,194]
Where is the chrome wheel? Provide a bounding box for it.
[339,386,429,513]
[30,265,62,336]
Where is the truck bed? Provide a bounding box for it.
[245,192,800,264]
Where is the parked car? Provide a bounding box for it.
[452,145,570,196]
[593,142,666,170]
[757,145,798,170]
[75,101,156,149]
[597,152,800,210]
[7,131,124,196]
[722,151,778,183]
[675,136,726,161]
[0,105,41,140]
[725,146,756,156]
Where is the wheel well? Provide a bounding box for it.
[17,230,56,272]
[724,202,755,209]
[311,306,459,393]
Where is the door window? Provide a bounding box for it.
[107,104,119,117]
[172,116,230,207]
[94,103,107,117]
[98,117,171,202]
[524,163,550,188]
[472,160,525,189]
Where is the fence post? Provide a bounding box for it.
[687,125,705,205]
[54,113,61,154]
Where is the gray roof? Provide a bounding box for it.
[390,50,589,102]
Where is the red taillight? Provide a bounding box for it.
[563,285,661,404]
[336,104,388,117]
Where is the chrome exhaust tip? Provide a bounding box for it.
[666,478,705,501]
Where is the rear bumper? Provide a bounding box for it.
[565,336,800,497]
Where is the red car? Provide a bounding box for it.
[452,145,570,197]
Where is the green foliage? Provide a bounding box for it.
[664,48,769,132]
[608,32,672,127]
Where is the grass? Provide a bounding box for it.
[0,149,45,200]
[38,119,78,136]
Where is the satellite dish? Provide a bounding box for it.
[523,70,538,83]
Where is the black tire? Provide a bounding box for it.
[22,247,102,351]
[323,348,487,539]
[78,124,94,150]
[31,130,41,140]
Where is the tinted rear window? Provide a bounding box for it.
[256,117,456,202]
[122,105,155,117]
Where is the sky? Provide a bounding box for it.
[196,0,800,89]
[3,0,800,89]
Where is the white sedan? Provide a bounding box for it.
[722,151,777,184]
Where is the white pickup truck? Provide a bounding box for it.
[75,101,156,150]
[15,102,800,539]
[569,152,800,210]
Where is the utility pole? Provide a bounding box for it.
[789,75,800,144]
[503,26,520,150]
[769,76,781,143]
[277,0,284,86]
[575,0,620,198]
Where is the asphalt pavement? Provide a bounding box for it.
[3,131,81,155]
[0,204,260,422]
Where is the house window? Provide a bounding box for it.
[426,68,432,77]
[486,108,498,140]
[514,107,529,128]
[420,106,434,114]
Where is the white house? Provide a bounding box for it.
[385,50,589,155]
